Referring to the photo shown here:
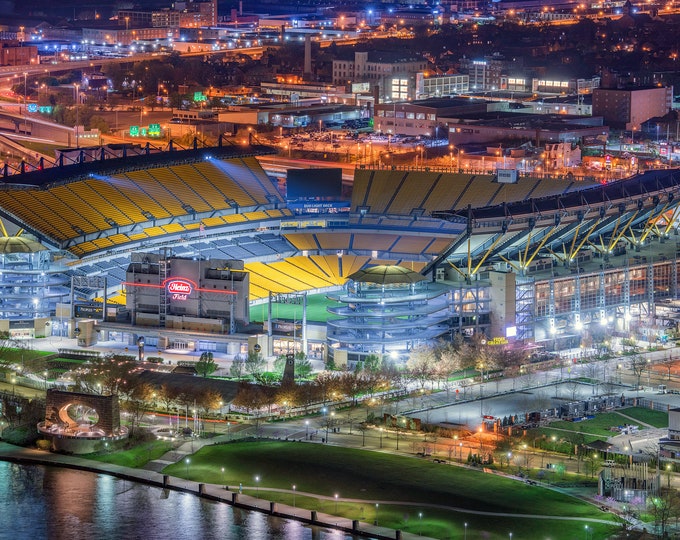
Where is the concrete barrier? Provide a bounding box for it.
[269,501,277,514]
[198,483,205,495]
[311,510,317,523]
[163,474,169,487]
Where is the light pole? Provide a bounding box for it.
[396,418,401,450]
[73,83,80,148]
[419,512,423,535]
[255,475,260,497]
[464,522,468,540]
[375,503,379,525]
[334,493,338,513]
[23,72,27,113]
[43,370,48,391]
[292,484,296,507]
[185,457,190,478]
[379,427,383,448]
[305,419,309,440]
[221,466,225,486]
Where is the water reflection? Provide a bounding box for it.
[0,462,361,540]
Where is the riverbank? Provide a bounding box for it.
[0,441,429,540]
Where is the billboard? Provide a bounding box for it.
[497,169,518,184]
[286,168,342,201]
[351,82,370,94]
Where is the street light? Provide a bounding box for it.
[464,522,468,540]
[73,83,80,148]
[23,72,27,113]
[419,512,423,535]
[379,427,383,448]
[185,457,190,478]
[292,484,296,507]
[221,467,225,486]
[375,503,379,525]
[334,493,339,513]
[255,475,260,497]
[43,370,48,390]
[305,419,309,440]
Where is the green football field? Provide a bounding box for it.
[250,292,342,323]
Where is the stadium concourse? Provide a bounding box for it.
[1,140,680,368]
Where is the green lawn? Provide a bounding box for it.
[87,439,174,467]
[618,407,668,428]
[250,293,342,324]
[531,428,595,451]
[548,412,632,438]
[543,408,668,439]
[161,441,617,539]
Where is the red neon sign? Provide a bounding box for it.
[122,277,237,296]
[167,279,193,294]
[166,279,193,301]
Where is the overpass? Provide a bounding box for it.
[0,107,75,145]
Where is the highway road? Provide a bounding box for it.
[256,155,357,185]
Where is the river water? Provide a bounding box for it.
[0,461,361,540]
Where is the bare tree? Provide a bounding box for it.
[120,382,155,435]
[337,371,365,405]
[196,388,223,418]
[406,344,436,390]
[244,351,266,379]
[314,371,338,406]
[648,488,680,537]
[564,379,582,401]
[156,383,179,412]
[72,353,138,395]
[229,358,245,379]
[629,355,648,390]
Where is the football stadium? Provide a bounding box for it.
[2,140,680,368]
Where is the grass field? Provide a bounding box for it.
[87,439,174,467]
[543,408,668,438]
[250,293,342,324]
[617,407,669,428]
[547,412,638,438]
[161,441,618,540]
[535,407,669,451]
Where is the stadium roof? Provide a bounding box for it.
[348,265,427,285]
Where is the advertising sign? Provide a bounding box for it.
[166,278,193,301]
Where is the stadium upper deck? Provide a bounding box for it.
[1,143,679,337]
